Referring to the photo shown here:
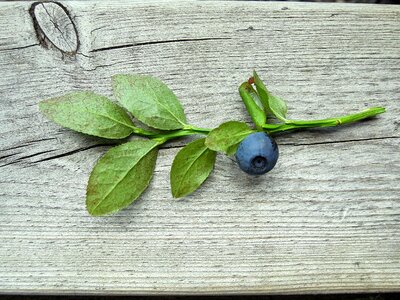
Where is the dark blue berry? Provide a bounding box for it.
[235,132,279,175]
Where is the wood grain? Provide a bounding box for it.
[0,0,399,295]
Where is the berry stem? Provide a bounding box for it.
[126,125,156,136]
[287,107,386,127]
[183,125,212,135]
[129,107,385,145]
[150,126,212,144]
[263,107,386,134]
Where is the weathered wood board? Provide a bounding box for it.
[0,0,399,295]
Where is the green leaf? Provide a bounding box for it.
[112,74,187,130]
[39,91,135,139]
[171,138,216,198]
[226,143,240,156]
[268,94,288,119]
[253,70,288,121]
[86,139,159,216]
[239,82,266,128]
[205,121,254,154]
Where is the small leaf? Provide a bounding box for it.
[205,121,254,154]
[171,138,216,198]
[268,94,288,119]
[253,70,288,121]
[86,140,159,216]
[239,82,266,128]
[39,92,135,139]
[226,143,240,156]
[112,74,187,130]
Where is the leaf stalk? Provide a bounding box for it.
[263,107,386,134]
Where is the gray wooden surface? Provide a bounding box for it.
[1,0,399,295]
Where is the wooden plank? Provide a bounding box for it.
[0,0,399,295]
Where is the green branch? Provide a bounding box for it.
[262,107,386,134]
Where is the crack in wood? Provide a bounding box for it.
[0,149,57,168]
[0,152,21,160]
[76,52,93,58]
[0,44,39,52]
[1,144,32,152]
[32,143,112,164]
[0,137,58,153]
[80,62,118,72]
[159,144,187,150]
[0,135,398,168]
[235,26,261,32]
[90,37,232,53]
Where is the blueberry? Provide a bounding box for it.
[235,132,279,175]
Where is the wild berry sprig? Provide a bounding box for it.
[39,71,385,216]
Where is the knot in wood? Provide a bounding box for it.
[30,2,79,55]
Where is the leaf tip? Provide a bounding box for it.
[38,99,53,117]
[86,208,98,216]
[111,74,126,86]
[253,69,259,78]
[111,73,123,79]
[38,100,45,111]
[171,191,182,199]
[85,193,101,216]
[38,97,49,107]
[86,204,99,217]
